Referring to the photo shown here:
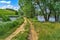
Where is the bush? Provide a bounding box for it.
[1,15,11,22]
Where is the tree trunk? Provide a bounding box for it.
[55,13,59,22]
[54,11,59,22]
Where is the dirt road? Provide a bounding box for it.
[5,17,27,40]
[27,19,38,40]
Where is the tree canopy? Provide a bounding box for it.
[19,0,60,22]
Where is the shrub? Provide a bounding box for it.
[1,15,11,22]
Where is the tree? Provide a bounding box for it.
[34,0,60,22]
[19,0,35,18]
[19,0,60,22]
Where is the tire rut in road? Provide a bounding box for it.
[27,19,38,40]
[5,17,27,40]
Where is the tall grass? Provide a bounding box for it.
[31,19,60,40]
[0,17,24,39]
[12,22,30,40]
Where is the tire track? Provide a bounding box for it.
[5,17,27,40]
[27,19,38,40]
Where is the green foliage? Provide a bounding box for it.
[19,0,35,18]
[19,0,60,21]
[1,15,11,22]
[0,17,24,38]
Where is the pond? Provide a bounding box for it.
[0,18,2,22]
[0,16,18,22]
[9,16,18,21]
[0,16,60,22]
[37,16,56,22]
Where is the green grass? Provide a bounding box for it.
[30,19,60,40]
[0,17,24,39]
[0,9,17,15]
[12,22,30,40]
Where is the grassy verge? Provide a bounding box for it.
[12,21,30,40]
[30,18,60,40]
[0,17,24,39]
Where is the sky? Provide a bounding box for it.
[0,0,19,10]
